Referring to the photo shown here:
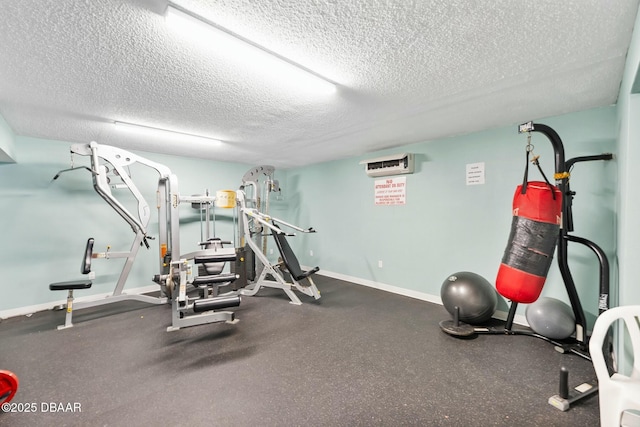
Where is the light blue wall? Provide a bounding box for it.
[616,12,640,308]
[0,136,254,313]
[617,95,640,308]
[614,5,640,374]
[0,110,620,329]
[285,107,617,324]
[0,114,16,163]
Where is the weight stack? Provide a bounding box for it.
[231,246,255,289]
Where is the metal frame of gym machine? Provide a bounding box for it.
[440,122,613,411]
[154,179,241,332]
[50,141,170,327]
[235,165,321,305]
[54,142,240,331]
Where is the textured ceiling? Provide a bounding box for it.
[0,0,638,168]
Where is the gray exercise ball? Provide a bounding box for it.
[441,272,498,325]
[525,297,575,340]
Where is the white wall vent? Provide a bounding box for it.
[360,153,414,177]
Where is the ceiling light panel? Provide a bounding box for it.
[165,4,337,96]
[114,121,223,146]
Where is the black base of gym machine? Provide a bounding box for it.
[440,304,600,411]
[440,122,614,411]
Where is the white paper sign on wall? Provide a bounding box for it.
[374,177,406,205]
[466,162,485,185]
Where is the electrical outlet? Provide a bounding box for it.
[378,260,383,268]
[310,250,313,256]
[269,248,273,254]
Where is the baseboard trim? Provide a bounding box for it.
[0,285,160,320]
[2,272,528,327]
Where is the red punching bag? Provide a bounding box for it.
[496,181,562,303]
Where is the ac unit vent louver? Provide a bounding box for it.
[360,153,414,177]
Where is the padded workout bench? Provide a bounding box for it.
[49,238,94,330]
[272,225,320,282]
[240,220,321,304]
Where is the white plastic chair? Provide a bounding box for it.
[589,305,640,427]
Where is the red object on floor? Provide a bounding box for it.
[0,370,19,404]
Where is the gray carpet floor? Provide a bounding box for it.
[0,276,600,426]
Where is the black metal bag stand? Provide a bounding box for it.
[440,121,614,411]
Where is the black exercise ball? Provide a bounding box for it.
[441,271,498,325]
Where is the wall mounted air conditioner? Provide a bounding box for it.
[360,153,415,177]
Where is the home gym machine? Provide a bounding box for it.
[439,122,613,411]
[153,184,241,332]
[235,165,321,304]
[49,142,169,329]
[51,142,240,331]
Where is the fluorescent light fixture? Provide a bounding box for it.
[114,121,222,145]
[165,4,337,95]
